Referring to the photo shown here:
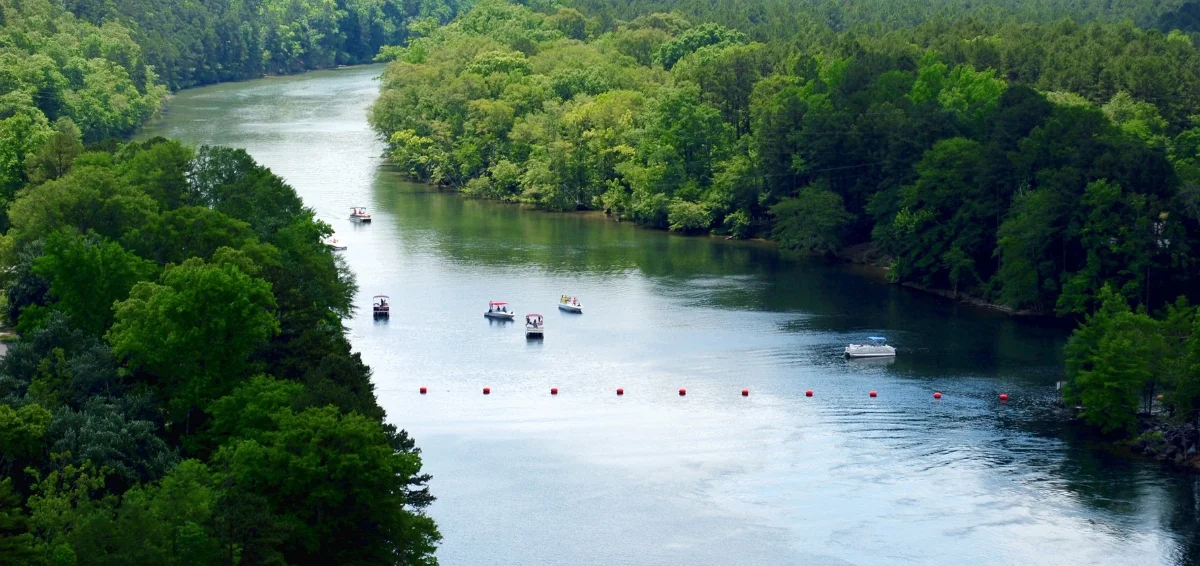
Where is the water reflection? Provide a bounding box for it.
[138,63,1200,565]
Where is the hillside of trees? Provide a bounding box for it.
[0,135,441,563]
[369,0,1200,319]
[59,0,470,90]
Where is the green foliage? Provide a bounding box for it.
[32,231,158,336]
[771,184,853,254]
[216,403,441,564]
[0,139,438,564]
[370,1,1200,318]
[1065,287,1169,434]
[108,257,279,423]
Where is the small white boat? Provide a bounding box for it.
[485,301,515,320]
[350,206,372,223]
[558,295,582,313]
[525,314,544,339]
[324,236,347,250]
[845,336,896,358]
[373,295,390,319]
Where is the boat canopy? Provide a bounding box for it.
[373,294,389,299]
[527,314,543,318]
[868,336,887,341]
[490,301,508,306]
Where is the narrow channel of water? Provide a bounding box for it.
[139,65,1200,565]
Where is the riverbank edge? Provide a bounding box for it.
[1128,416,1200,471]
[413,183,1044,316]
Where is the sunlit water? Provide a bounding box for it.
[139,65,1200,565]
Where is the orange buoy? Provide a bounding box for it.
[933,392,942,399]
[869,390,877,398]
[805,389,813,397]
[419,386,427,394]
[999,393,1008,401]
[483,387,491,395]
[617,388,624,396]
[551,387,558,395]
[679,388,687,396]
[741,389,749,396]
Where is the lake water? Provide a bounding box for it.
[139,65,1200,565]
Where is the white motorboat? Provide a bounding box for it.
[844,336,896,358]
[525,314,544,338]
[558,295,582,313]
[324,236,347,250]
[350,206,372,223]
[373,295,390,319]
[485,301,515,320]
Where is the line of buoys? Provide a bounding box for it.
[419,388,966,401]
[999,393,1008,401]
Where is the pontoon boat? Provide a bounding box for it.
[485,301,515,320]
[350,207,372,223]
[844,336,896,358]
[525,314,544,339]
[373,295,390,319]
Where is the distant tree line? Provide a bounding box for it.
[59,0,470,90]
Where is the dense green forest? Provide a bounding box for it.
[368,0,1200,437]
[369,0,1200,318]
[59,0,469,90]
[0,136,440,563]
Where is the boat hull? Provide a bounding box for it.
[558,303,582,313]
[526,328,544,338]
[485,311,515,320]
[844,346,896,358]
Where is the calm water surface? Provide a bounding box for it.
[139,65,1200,565]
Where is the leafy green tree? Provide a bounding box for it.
[216,404,440,565]
[657,23,747,69]
[32,231,158,336]
[0,478,37,563]
[1065,287,1166,435]
[771,183,853,254]
[24,118,84,186]
[107,257,279,426]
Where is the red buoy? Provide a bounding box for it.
[616,388,624,396]
[999,393,1008,401]
[483,387,491,395]
[741,389,749,396]
[869,390,877,398]
[679,388,687,396]
[551,387,558,395]
[419,386,427,394]
[933,392,942,399]
[805,389,813,397]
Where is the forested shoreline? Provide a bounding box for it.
[369,0,1200,441]
[0,137,442,563]
[1,0,443,562]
